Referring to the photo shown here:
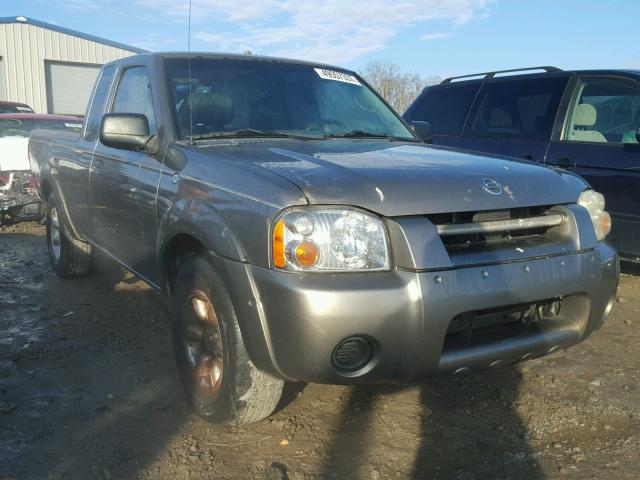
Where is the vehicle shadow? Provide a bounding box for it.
[0,232,191,479]
[3,230,543,479]
[45,252,192,479]
[319,368,543,479]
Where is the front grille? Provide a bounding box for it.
[426,205,563,252]
[445,298,562,347]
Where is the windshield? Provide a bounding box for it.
[0,119,83,138]
[164,58,415,141]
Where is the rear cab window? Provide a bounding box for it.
[464,76,568,141]
[405,82,480,136]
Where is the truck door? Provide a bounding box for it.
[545,76,640,261]
[55,65,115,237]
[455,76,569,163]
[90,65,162,281]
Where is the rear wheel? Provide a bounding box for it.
[171,254,284,425]
[46,192,93,278]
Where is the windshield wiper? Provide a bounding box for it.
[326,130,419,142]
[190,129,322,141]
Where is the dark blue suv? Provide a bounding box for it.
[404,66,640,263]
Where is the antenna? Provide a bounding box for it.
[187,0,194,144]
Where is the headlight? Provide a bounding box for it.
[272,207,390,272]
[578,189,612,241]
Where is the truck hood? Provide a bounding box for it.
[199,140,587,216]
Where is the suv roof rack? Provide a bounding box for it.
[441,66,562,84]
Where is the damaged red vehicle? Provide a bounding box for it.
[0,113,82,225]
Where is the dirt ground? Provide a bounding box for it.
[1,222,639,480]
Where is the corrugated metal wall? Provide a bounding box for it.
[0,21,136,113]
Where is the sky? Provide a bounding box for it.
[3,0,639,78]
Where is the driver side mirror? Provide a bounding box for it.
[410,121,433,144]
[100,113,155,153]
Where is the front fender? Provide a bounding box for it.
[156,199,288,379]
[157,198,247,265]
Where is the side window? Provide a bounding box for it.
[563,78,640,144]
[409,83,479,135]
[464,77,568,141]
[111,66,157,133]
[83,65,115,141]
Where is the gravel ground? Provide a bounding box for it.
[1,222,639,480]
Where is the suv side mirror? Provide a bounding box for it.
[410,121,433,144]
[100,113,153,152]
[636,128,640,143]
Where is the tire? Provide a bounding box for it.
[170,254,284,425]
[46,192,93,278]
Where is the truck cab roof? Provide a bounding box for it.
[103,51,350,73]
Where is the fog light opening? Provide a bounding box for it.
[332,336,373,373]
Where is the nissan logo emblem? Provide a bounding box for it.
[481,178,503,195]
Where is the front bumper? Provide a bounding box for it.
[240,244,618,384]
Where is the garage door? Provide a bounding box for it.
[45,61,101,115]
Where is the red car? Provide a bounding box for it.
[0,113,82,225]
[0,101,34,114]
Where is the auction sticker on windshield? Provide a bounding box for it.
[314,68,361,86]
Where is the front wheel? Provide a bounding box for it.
[46,192,93,278]
[170,255,284,425]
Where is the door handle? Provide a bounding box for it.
[94,159,104,170]
[521,154,533,161]
[555,157,575,168]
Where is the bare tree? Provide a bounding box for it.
[362,61,441,113]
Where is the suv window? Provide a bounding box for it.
[465,77,568,141]
[408,83,479,135]
[563,78,640,144]
[84,65,116,141]
[111,66,157,133]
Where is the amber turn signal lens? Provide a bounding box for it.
[294,241,319,268]
[273,220,286,268]
[600,211,612,238]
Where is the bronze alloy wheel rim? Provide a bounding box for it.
[49,206,61,261]
[183,290,224,398]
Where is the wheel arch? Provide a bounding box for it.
[158,221,285,380]
[157,200,248,295]
[40,177,53,204]
[162,232,208,296]
[39,174,85,240]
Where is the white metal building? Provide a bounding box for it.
[0,16,145,115]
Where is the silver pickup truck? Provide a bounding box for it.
[30,53,619,425]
